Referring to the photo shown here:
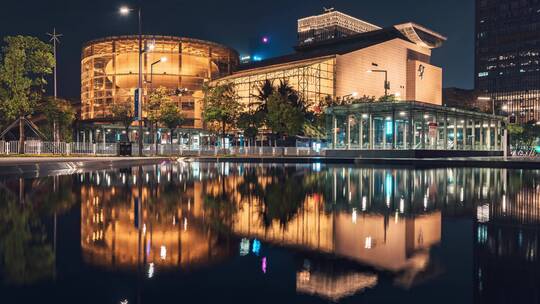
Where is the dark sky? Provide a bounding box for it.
[0,0,475,100]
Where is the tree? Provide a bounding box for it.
[146,86,170,148]
[507,123,524,147]
[377,94,399,103]
[254,79,275,114]
[237,111,263,145]
[111,102,134,142]
[158,102,184,146]
[202,83,243,147]
[0,36,55,153]
[266,92,304,143]
[38,97,75,142]
[508,121,540,149]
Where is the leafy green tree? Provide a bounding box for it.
[146,86,170,148]
[38,97,75,142]
[237,111,263,145]
[158,102,184,146]
[202,83,243,147]
[507,123,524,147]
[111,102,134,142]
[0,36,55,153]
[377,94,399,103]
[266,92,304,142]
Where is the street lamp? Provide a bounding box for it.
[342,92,359,102]
[149,56,167,91]
[119,5,144,156]
[367,69,389,97]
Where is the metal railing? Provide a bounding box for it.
[0,141,324,157]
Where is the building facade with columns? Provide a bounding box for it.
[326,101,506,156]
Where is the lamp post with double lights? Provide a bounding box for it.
[119,5,144,156]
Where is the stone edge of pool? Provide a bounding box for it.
[194,156,540,169]
[0,157,172,177]
[1,156,540,177]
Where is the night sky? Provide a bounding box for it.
[0,0,475,100]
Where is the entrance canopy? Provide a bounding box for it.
[326,101,506,151]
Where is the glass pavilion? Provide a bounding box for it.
[326,101,506,151]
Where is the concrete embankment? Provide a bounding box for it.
[195,156,540,169]
[0,157,171,177]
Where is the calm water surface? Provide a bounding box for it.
[0,162,539,303]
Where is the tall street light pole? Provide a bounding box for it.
[120,4,144,156]
[149,57,167,153]
[47,28,62,142]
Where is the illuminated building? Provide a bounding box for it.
[298,8,381,46]
[475,0,540,123]
[473,170,540,303]
[326,101,506,154]
[214,11,446,111]
[80,169,230,270]
[80,35,238,142]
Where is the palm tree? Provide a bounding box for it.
[253,79,275,114]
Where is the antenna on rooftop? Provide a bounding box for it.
[323,7,335,13]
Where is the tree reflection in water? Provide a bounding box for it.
[2,164,540,303]
[0,176,76,284]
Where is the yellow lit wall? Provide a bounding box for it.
[335,38,441,105]
[215,38,443,107]
[81,35,238,129]
[406,60,442,105]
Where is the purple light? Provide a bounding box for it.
[262,257,267,274]
[262,36,269,44]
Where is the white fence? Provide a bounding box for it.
[0,141,324,157]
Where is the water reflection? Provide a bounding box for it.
[0,176,76,284]
[1,163,539,303]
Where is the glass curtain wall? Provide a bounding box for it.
[327,102,505,151]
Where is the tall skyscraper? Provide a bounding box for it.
[475,0,540,123]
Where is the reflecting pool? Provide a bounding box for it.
[0,162,539,303]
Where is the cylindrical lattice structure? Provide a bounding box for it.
[81,35,238,129]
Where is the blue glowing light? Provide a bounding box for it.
[385,173,393,198]
[253,55,263,61]
[252,239,261,255]
[385,121,393,135]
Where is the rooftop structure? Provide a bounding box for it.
[298,9,381,46]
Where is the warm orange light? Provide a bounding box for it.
[119,6,130,15]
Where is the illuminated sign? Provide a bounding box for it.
[418,64,425,79]
[385,121,393,135]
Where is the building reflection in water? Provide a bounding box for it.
[76,163,540,302]
[80,164,229,273]
[474,170,540,304]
